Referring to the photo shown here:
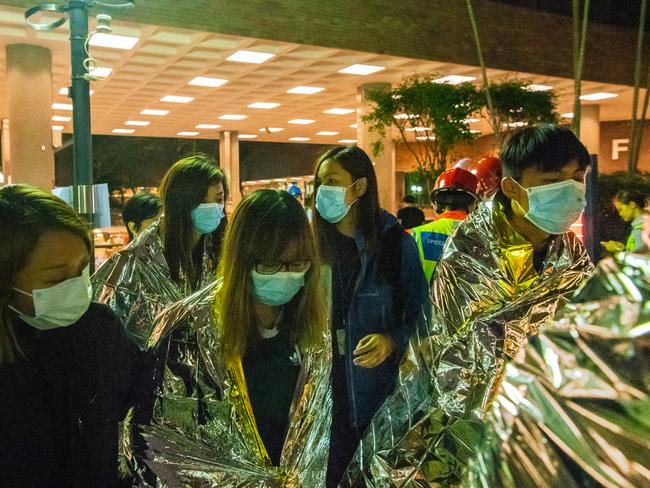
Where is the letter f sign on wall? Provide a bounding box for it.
[612,138,629,160]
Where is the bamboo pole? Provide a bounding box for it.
[572,0,591,137]
[632,70,650,169]
[465,0,500,145]
[628,0,648,178]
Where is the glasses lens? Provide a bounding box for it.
[255,262,282,274]
[289,260,311,272]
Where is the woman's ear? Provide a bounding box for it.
[127,221,138,237]
[353,177,368,198]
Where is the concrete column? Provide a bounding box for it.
[6,44,55,189]
[580,104,600,155]
[357,83,396,213]
[219,130,241,209]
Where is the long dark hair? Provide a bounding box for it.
[216,189,326,364]
[159,155,227,285]
[0,185,91,364]
[312,145,381,263]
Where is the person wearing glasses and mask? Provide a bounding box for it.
[131,189,331,486]
[343,125,594,486]
[0,185,138,488]
[311,145,429,487]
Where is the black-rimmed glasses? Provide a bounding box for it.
[255,260,312,275]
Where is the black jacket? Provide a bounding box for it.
[0,303,138,488]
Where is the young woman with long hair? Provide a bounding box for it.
[93,154,228,348]
[135,189,332,486]
[311,145,429,486]
[0,185,138,488]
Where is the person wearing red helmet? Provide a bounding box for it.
[410,167,478,283]
[471,156,502,200]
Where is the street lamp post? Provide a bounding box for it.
[25,0,134,219]
[69,0,93,215]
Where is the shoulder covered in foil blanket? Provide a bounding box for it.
[342,203,643,487]
[131,279,333,487]
[91,220,217,350]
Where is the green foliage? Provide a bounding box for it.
[598,172,650,242]
[362,76,558,192]
[362,75,482,187]
[480,79,558,139]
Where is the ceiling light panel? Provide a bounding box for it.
[433,75,476,84]
[317,131,339,136]
[579,92,618,101]
[161,95,194,103]
[324,108,355,115]
[248,102,280,109]
[88,33,140,50]
[288,119,315,125]
[141,109,169,116]
[125,120,150,126]
[188,76,229,88]
[227,50,275,64]
[527,84,553,91]
[259,127,284,133]
[338,64,385,75]
[177,131,199,136]
[196,124,221,129]
[238,134,258,139]
[89,67,112,78]
[287,86,325,94]
[289,137,310,141]
[219,114,247,120]
[113,128,135,134]
[52,103,73,111]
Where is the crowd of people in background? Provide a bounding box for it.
[1,123,649,487]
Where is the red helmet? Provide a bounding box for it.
[471,156,502,199]
[432,168,478,199]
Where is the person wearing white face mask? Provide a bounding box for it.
[0,185,139,488]
[93,154,228,350]
[91,155,227,482]
[311,145,430,487]
[129,189,332,486]
[342,125,595,486]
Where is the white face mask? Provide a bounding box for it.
[514,179,586,235]
[191,203,225,234]
[10,266,92,330]
[315,181,359,224]
[251,270,307,306]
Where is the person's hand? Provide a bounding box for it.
[353,333,395,368]
[601,240,625,253]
